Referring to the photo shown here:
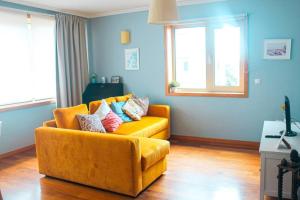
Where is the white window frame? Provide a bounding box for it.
[165,14,248,98]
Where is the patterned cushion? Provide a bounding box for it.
[101,111,123,132]
[111,102,132,122]
[94,99,111,120]
[122,99,144,121]
[131,95,149,116]
[76,114,106,133]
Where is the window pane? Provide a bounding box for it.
[175,27,206,89]
[0,9,56,106]
[214,26,241,87]
[0,11,32,105]
[31,15,56,100]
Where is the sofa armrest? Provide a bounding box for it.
[147,105,171,139]
[147,105,170,119]
[35,127,143,196]
[43,120,57,127]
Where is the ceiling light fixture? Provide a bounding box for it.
[148,0,179,24]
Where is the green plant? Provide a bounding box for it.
[169,80,180,88]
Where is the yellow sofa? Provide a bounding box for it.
[89,95,170,140]
[35,95,171,197]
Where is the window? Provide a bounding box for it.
[165,15,248,97]
[0,9,56,107]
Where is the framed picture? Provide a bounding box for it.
[125,48,140,70]
[111,76,121,83]
[264,39,291,60]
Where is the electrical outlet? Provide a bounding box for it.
[254,78,261,85]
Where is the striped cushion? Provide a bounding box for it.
[101,111,123,132]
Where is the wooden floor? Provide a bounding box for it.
[0,141,276,200]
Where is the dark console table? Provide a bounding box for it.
[82,83,123,105]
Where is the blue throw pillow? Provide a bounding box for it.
[111,102,132,122]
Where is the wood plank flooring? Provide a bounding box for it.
[0,141,276,200]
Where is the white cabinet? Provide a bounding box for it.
[259,121,300,200]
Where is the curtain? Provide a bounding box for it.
[56,14,89,108]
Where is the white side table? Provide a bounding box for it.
[259,121,300,200]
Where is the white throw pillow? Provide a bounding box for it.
[94,100,111,120]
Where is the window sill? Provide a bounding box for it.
[0,99,56,113]
[166,91,248,98]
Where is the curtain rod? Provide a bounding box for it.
[0,5,55,17]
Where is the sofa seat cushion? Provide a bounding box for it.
[112,116,168,138]
[140,138,170,171]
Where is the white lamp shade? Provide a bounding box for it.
[148,0,179,24]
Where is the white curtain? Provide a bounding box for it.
[56,14,89,107]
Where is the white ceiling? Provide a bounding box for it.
[4,0,225,18]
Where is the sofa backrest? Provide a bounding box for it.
[89,94,132,114]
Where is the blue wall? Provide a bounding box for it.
[0,1,57,154]
[88,0,300,142]
[0,104,56,154]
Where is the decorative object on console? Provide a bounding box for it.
[111,102,132,122]
[148,0,179,24]
[90,73,98,84]
[100,76,106,84]
[76,114,106,133]
[264,39,291,60]
[111,76,121,83]
[125,48,139,70]
[121,30,130,44]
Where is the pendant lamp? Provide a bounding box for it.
[148,0,179,24]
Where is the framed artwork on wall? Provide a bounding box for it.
[111,76,121,83]
[125,48,140,70]
[264,39,292,60]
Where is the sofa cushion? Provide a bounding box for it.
[111,102,132,122]
[140,138,170,171]
[76,114,106,133]
[122,99,144,120]
[53,104,88,130]
[89,94,132,114]
[94,100,111,120]
[131,95,149,116]
[101,111,123,132]
[112,116,168,138]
